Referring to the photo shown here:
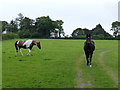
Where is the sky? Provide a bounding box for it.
[0,0,119,36]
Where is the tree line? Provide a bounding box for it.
[1,13,120,40]
[71,21,120,40]
[2,13,64,39]
[71,24,114,39]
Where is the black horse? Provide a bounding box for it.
[84,34,95,67]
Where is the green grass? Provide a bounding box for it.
[2,39,118,88]
[104,48,118,73]
[77,40,118,88]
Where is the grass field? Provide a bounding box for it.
[2,39,118,88]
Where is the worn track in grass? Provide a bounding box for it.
[98,49,118,85]
[75,54,93,88]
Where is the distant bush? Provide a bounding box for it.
[115,36,120,40]
[18,30,31,38]
[2,33,19,40]
[92,34,104,40]
[31,32,41,38]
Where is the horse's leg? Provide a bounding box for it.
[16,47,19,55]
[27,49,31,56]
[15,42,19,55]
[15,46,20,55]
[90,53,93,67]
[85,52,89,66]
[20,49,24,56]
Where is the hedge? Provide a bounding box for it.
[2,33,19,40]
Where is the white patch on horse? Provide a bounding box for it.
[17,41,20,44]
[23,40,33,48]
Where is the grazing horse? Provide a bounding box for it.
[15,40,41,56]
[84,34,95,67]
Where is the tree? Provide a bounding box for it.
[35,16,55,38]
[111,21,120,38]
[92,24,105,35]
[19,17,34,31]
[55,20,64,37]
[6,20,18,32]
[71,24,113,39]
[15,13,24,31]
[2,21,8,32]
[92,24,113,39]
[16,13,24,21]
[71,28,85,38]
[17,17,35,38]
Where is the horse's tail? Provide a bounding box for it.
[15,41,18,52]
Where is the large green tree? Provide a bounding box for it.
[92,24,113,39]
[92,24,104,35]
[71,28,85,38]
[18,17,35,38]
[19,17,34,31]
[35,16,56,38]
[111,21,120,38]
[6,20,18,32]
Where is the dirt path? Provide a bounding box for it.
[74,54,93,88]
[98,50,118,85]
[75,49,118,88]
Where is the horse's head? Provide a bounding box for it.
[36,41,41,49]
[86,34,91,44]
[32,40,41,49]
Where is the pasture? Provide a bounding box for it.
[2,39,118,88]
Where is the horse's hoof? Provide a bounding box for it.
[86,65,89,67]
[90,65,92,67]
[27,54,31,56]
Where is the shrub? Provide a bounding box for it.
[18,30,31,38]
[31,32,40,38]
[2,33,19,40]
[92,34,104,40]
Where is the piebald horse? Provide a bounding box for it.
[84,34,95,67]
[15,40,41,56]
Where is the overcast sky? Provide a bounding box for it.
[0,0,119,36]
